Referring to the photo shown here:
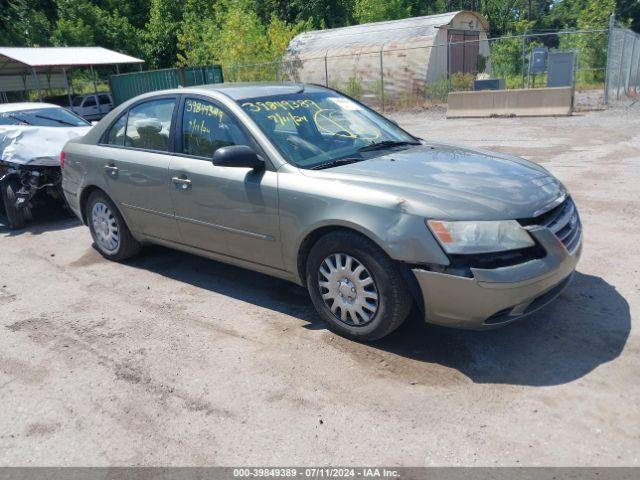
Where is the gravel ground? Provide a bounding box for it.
[1,103,639,466]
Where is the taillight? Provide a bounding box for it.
[60,151,66,169]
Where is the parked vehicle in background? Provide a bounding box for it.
[61,84,582,341]
[71,93,114,121]
[0,102,91,229]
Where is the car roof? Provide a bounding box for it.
[0,102,62,113]
[179,82,330,101]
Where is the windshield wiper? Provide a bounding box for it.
[357,140,421,152]
[6,113,31,125]
[310,157,365,170]
[34,115,77,126]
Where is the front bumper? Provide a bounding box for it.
[412,226,582,329]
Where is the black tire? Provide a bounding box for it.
[306,230,412,341]
[0,177,32,230]
[85,190,141,261]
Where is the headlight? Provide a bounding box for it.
[426,219,535,254]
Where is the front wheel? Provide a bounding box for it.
[86,190,141,261]
[306,231,412,341]
[0,177,32,230]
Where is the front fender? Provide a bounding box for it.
[278,169,450,280]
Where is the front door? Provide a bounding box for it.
[82,95,101,120]
[99,96,180,242]
[168,96,282,269]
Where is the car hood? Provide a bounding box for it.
[301,143,566,220]
[0,125,91,167]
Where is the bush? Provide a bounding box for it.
[425,75,450,102]
[344,76,364,100]
[450,72,475,92]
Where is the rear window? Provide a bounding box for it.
[103,98,176,151]
[105,113,128,146]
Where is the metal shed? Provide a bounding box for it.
[0,47,144,104]
[284,11,490,101]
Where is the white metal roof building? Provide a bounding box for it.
[0,47,144,103]
[283,11,490,105]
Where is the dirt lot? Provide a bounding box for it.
[1,102,639,466]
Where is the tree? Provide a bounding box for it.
[176,0,217,67]
[354,0,409,24]
[617,0,640,31]
[97,0,151,30]
[177,0,306,78]
[52,0,142,57]
[142,0,184,69]
[559,0,615,81]
[0,0,52,46]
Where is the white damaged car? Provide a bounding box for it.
[0,103,90,229]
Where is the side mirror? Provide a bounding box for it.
[212,145,264,170]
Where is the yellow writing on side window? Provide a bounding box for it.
[188,118,211,136]
[186,99,223,120]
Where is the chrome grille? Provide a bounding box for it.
[519,197,582,253]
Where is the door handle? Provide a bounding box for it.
[172,176,192,190]
[104,164,119,177]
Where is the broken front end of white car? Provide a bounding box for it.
[0,126,89,229]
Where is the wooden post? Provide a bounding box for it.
[90,65,102,117]
[521,31,527,89]
[63,67,73,108]
[31,67,42,101]
[379,47,385,112]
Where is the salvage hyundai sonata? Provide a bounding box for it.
[61,83,582,341]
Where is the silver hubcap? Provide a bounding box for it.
[91,202,119,253]
[318,253,379,326]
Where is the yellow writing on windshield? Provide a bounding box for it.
[241,99,321,113]
[313,109,380,141]
[267,111,309,127]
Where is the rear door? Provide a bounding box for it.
[168,96,282,268]
[98,96,180,242]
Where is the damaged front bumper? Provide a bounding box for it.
[1,164,61,205]
[412,226,582,329]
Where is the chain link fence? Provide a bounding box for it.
[605,17,640,103]
[223,28,612,112]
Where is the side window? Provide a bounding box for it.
[125,98,176,152]
[105,113,127,146]
[99,94,111,105]
[181,98,252,158]
[84,96,96,107]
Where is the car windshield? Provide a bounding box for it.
[239,91,420,169]
[0,107,89,127]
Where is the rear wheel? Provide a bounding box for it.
[0,177,32,230]
[86,190,141,261]
[306,231,412,341]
